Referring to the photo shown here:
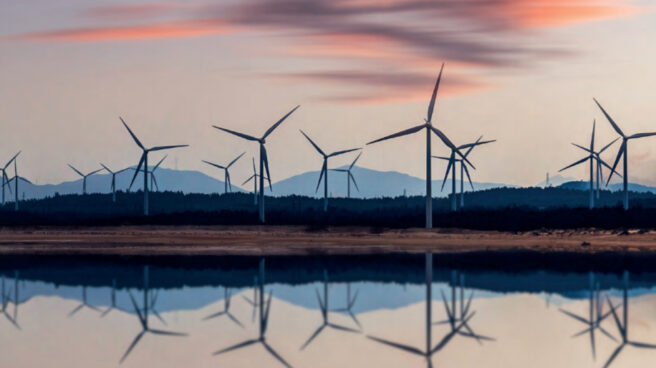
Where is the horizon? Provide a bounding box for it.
[2,0,656,189]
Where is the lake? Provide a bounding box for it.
[1,253,655,367]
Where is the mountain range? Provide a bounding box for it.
[7,166,656,201]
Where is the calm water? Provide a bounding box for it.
[1,254,656,367]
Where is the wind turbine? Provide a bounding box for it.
[243,157,270,205]
[559,272,617,360]
[1,152,20,205]
[367,254,472,368]
[203,287,244,328]
[68,164,102,195]
[120,266,187,363]
[68,286,100,317]
[202,152,245,194]
[300,130,360,212]
[572,137,619,200]
[100,164,130,202]
[435,137,495,210]
[594,99,656,210]
[149,155,168,192]
[101,279,127,317]
[331,152,362,199]
[603,271,656,367]
[214,258,292,368]
[300,270,360,350]
[120,117,188,216]
[367,65,471,228]
[330,283,361,328]
[213,105,300,223]
[6,159,31,211]
[1,275,19,329]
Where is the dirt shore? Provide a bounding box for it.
[1,225,656,256]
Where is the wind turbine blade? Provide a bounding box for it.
[120,117,145,149]
[19,177,32,184]
[598,158,621,179]
[367,335,424,356]
[463,164,474,190]
[87,168,103,176]
[328,147,361,158]
[606,142,625,185]
[602,345,624,368]
[572,143,593,154]
[432,156,451,161]
[349,152,362,170]
[100,163,113,174]
[559,157,589,172]
[149,329,187,336]
[315,162,326,193]
[262,342,292,368]
[252,157,257,174]
[328,323,360,333]
[430,127,475,168]
[152,175,159,191]
[202,160,225,170]
[129,154,146,190]
[262,105,300,139]
[213,126,259,141]
[598,138,619,154]
[242,175,255,185]
[148,145,188,152]
[628,132,656,139]
[331,169,348,172]
[152,155,167,171]
[300,130,325,156]
[349,172,360,192]
[227,152,246,169]
[212,339,259,355]
[591,119,596,150]
[4,151,21,169]
[559,309,589,324]
[116,167,131,174]
[367,124,424,145]
[628,341,656,349]
[300,325,326,350]
[593,99,625,137]
[119,331,145,364]
[440,157,454,191]
[426,63,445,123]
[68,164,84,177]
[262,146,272,190]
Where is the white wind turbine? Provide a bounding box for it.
[572,137,618,200]
[1,152,20,205]
[100,164,130,202]
[435,136,495,211]
[149,155,168,192]
[367,64,471,228]
[121,117,188,216]
[594,99,656,210]
[243,157,269,205]
[68,164,102,195]
[300,130,360,212]
[202,152,245,194]
[213,105,300,223]
[331,152,362,199]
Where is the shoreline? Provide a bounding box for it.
[1,225,656,256]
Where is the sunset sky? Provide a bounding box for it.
[1,0,655,187]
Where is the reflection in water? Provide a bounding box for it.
[435,270,494,344]
[559,272,616,360]
[331,283,360,328]
[1,272,19,329]
[120,266,187,364]
[101,279,127,318]
[68,286,100,317]
[603,271,656,368]
[300,270,360,350]
[203,287,244,328]
[367,254,480,368]
[3,255,656,367]
[213,258,292,368]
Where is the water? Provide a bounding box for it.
[1,254,656,367]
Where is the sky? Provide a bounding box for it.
[1,0,656,187]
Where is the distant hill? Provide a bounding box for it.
[558,180,656,194]
[12,166,512,200]
[536,174,576,188]
[13,167,238,200]
[270,165,512,198]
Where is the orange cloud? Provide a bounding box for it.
[10,18,236,42]
[501,0,639,28]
